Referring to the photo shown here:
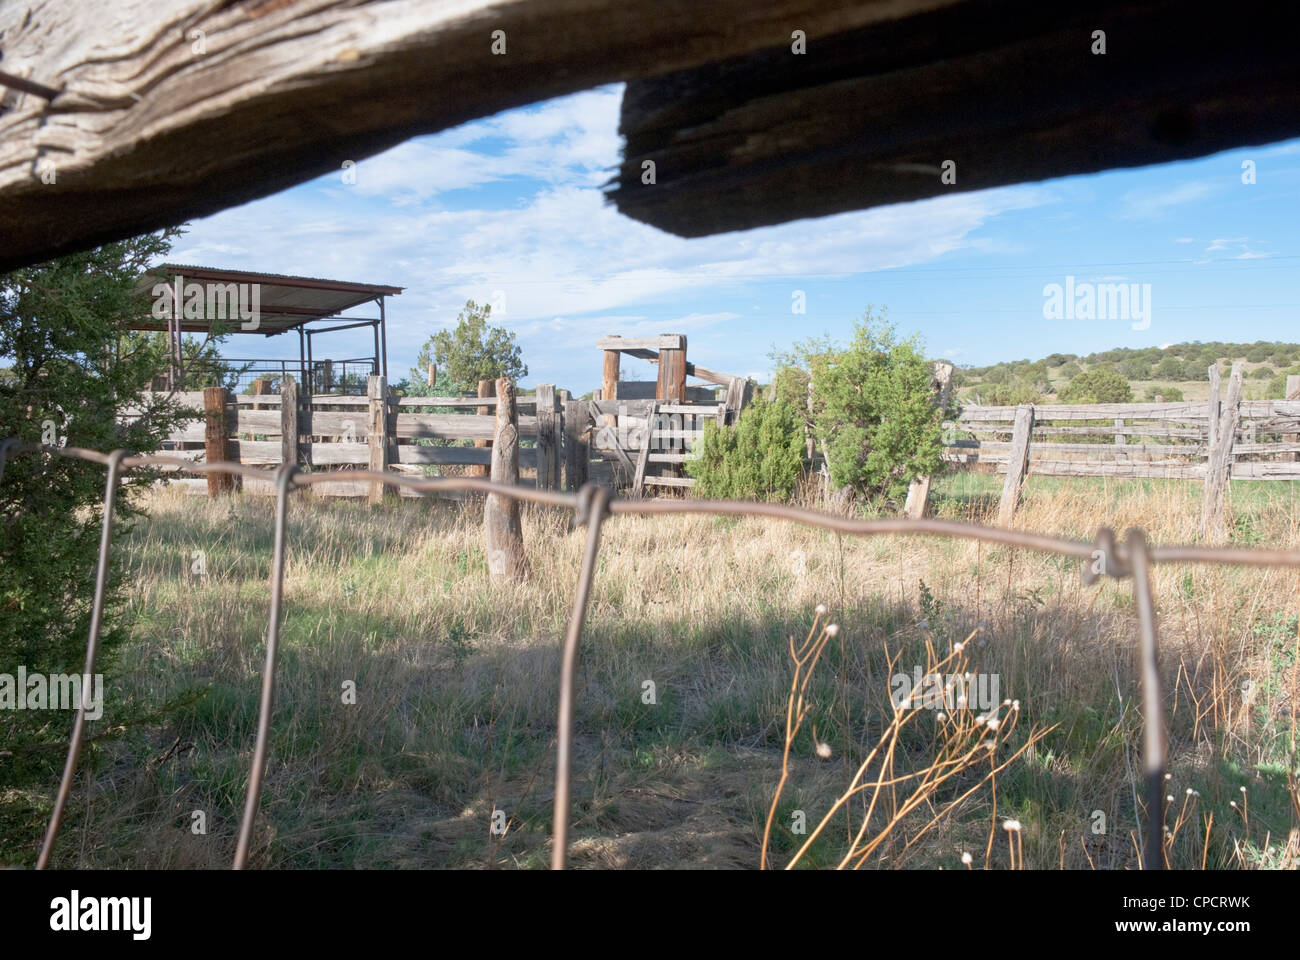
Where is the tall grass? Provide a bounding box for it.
[8,471,1297,869]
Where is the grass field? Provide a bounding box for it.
[8,471,1299,869]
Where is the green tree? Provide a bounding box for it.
[686,394,805,501]
[1,231,194,832]
[810,315,945,503]
[412,300,526,394]
[984,380,1043,406]
[1058,368,1133,404]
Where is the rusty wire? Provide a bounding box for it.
[7,443,1300,870]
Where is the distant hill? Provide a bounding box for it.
[951,341,1300,405]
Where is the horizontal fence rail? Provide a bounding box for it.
[6,439,1300,870]
[122,377,732,495]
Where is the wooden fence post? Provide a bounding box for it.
[251,377,270,411]
[280,375,299,467]
[203,385,233,496]
[1202,363,1243,539]
[602,350,620,428]
[657,336,687,403]
[427,363,437,387]
[1206,365,1222,454]
[485,377,529,580]
[367,374,390,504]
[1285,374,1300,462]
[904,362,954,519]
[564,396,589,491]
[536,383,559,490]
[471,379,496,478]
[997,403,1034,526]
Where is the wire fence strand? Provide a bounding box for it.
[7,441,1300,870]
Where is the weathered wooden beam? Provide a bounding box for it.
[280,376,299,467]
[563,396,590,492]
[1,0,964,271]
[1202,363,1243,540]
[535,383,559,491]
[657,337,687,403]
[471,379,496,478]
[612,0,1300,236]
[1286,374,1300,462]
[601,350,620,428]
[203,386,232,495]
[367,374,390,504]
[485,378,529,581]
[597,335,684,351]
[997,404,1034,527]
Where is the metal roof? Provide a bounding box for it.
[131,264,403,336]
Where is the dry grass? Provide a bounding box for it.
[11,470,1300,869]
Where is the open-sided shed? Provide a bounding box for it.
[134,264,401,392]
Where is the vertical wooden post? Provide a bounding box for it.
[485,378,530,581]
[602,350,620,428]
[1202,363,1243,539]
[1206,365,1222,454]
[1284,374,1300,462]
[564,397,589,491]
[471,379,495,478]
[251,377,270,411]
[367,374,390,504]
[322,359,333,395]
[656,336,687,403]
[280,375,299,467]
[535,384,559,490]
[904,362,955,519]
[1114,417,1126,448]
[427,363,437,388]
[997,403,1034,527]
[203,386,232,496]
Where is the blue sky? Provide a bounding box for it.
[170,84,1300,394]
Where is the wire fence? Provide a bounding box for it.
[5,438,1300,870]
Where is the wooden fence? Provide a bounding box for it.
[125,376,731,497]
[943,366,1300,531]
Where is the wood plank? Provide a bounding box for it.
[959,402,1211,422]
[394,396,536,409]
[612,0,1300,237]
[997,404,1034,527]
[2,1,970,272]
[535,383,559,490]
[597,335,684,351]
[1008,460,1207,480]
[367,375,389,504]
[642,475,694,488]
[280,376,299,467]
[203,386,231,496]
[563,396,590,492]
[1203,363,1243,539]
[602,351,620,428]
[633,402,658,495]
[398,446,539,468]
[395,413,537,442]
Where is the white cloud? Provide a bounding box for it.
[170,86,1049,387]
[1118,181,1214,220]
